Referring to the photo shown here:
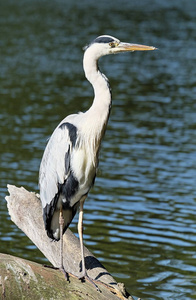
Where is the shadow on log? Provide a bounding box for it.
[2,185,134,300]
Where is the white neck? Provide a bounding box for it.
[83,47,112,117]
[78,46,112,165]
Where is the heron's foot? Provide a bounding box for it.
[79,272,100,292]
[60,266,70,282]
[43,264,69,281]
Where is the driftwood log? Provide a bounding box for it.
[1,185,134,300]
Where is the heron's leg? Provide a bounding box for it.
[59,207,69,280]
[78,196,100,291]
[78,196,86,278]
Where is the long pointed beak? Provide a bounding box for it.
[115,42,157,53]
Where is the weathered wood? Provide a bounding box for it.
[0,253,132,300]
[4,185,133,300]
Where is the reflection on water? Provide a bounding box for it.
[1,0,196,299]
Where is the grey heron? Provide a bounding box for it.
[39,35,156,288]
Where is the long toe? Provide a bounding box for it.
[79,273,100,292]
[60,267,69,281]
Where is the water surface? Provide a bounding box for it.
[1,0,196,299]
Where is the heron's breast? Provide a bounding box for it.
[71,144,97,187]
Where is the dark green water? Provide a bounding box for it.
[1,0,196,299]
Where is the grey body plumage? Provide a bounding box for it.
[39,113,98,241]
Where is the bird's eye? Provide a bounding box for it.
[109,42,116,48]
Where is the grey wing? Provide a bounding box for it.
[39,117,81,239]
[39,122,75,210]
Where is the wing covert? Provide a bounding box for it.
[39,121,77,209]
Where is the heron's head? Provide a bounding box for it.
[84,35,156,59]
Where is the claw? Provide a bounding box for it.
[79,273,100,292]
[60,267,69,282]
[43,264,70,282]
